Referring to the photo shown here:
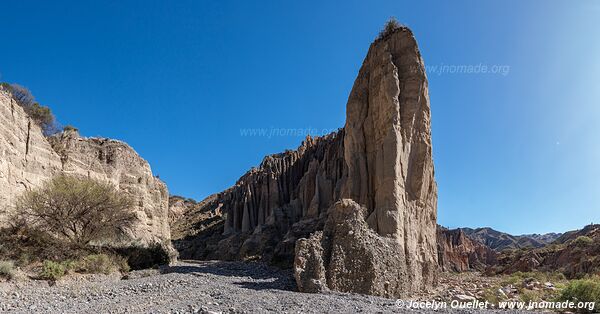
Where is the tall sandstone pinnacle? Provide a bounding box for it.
[295,27,437,297]
[173,26,437,297]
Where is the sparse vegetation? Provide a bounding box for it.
[0,260,15,279]
[14,175,136,247]
[377,17,405,40]
[62,124,78,132]
[501,271,566,286]
[573,236,594,247]
[41,260,70,280]
[558,277,600,312]
[4,83,35,107]
[0,82,59,135]
[76,253,129,274]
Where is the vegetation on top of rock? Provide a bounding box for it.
[13,175,136,247]
[62,124,79,132]
[377,17,405,40]
[0,82,60,135]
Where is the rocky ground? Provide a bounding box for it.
[0,261,532,314]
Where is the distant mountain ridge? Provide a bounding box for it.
[492,224,600,278]
[460,227,562,252]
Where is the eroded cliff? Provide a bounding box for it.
[437,226,497,272]
[0,89,171,247]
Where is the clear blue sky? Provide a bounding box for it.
[1,1,599,235]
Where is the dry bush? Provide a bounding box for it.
[377,17,404,40]
[75,253,129,274]
[1,82,58,135]
[4,83,35,107]
[14,175,136,247]
[0,261,15,279]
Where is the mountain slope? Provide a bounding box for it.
[492,224,600,278]
[460,227,561,251]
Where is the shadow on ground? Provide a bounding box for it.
[162,260,297,292]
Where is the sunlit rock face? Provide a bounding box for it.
[174,27,438,297]
[0,90,171,248]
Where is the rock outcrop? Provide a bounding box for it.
[0,89,171,247]
[437,226,497,272]
[0,91,62,223]
[174,26,437,297]
[295,200,434,297]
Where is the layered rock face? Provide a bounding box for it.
[437,226,497,272]
[174,27,437,297]
[0,91,62,223]
[174,133,344,263]
[0,89,171,246]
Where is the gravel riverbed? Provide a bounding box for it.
[0,261,526,313]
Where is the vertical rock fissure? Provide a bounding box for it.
[25,120,31,157]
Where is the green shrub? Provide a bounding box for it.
[62,125,78,132]
[41,260,71,280]
[558,277,600,312]
[573,236,594,247]
[0,260,15,279]
[76,254,129,274]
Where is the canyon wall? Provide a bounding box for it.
[0,91,62,220]
[0,89,171,246]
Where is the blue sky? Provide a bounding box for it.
[1,1,599,235]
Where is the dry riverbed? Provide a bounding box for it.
[0,261,527,313]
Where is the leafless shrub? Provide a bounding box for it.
[14,175,137,247]
[1,82,59,135]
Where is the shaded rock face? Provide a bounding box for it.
[174,133,343,265]
[174,27,437,297]
[221,132,345,235]
[437,226,497,272]
[169,194,223,239]
[0,90,171,247]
